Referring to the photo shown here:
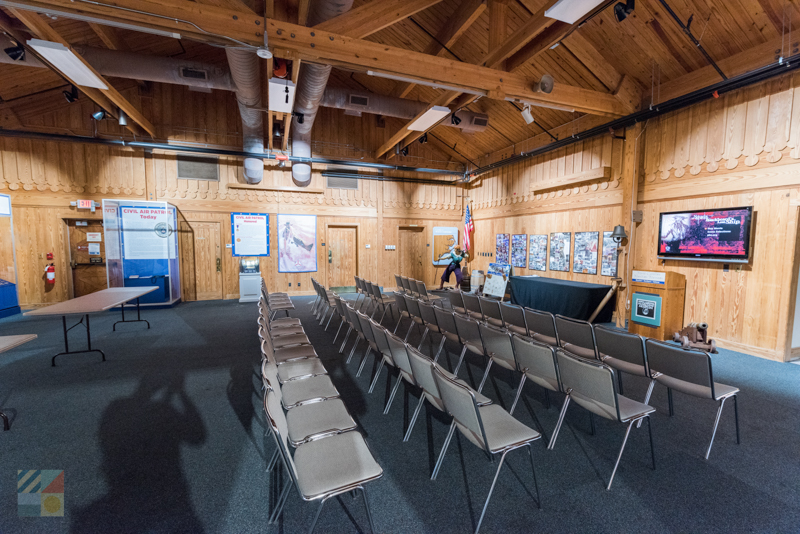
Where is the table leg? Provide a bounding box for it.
[112,298,150,330]
[52,314,106,367]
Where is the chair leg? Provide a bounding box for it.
[416,328,429,352]
[477,358,494,393]
[368,358,385,393]
[318,306,329,325]
[339,328,352,353]
[393,315,404,334]
[332,321,345,344]
[475,450,509,534]
[636,379,657,429]
[324,311,336,330]
[269,468,294,524]
[646,416,656,470]
[266,447,279,472]
[403,322,415,342]
[384,374,403,414]
[607,420,634,490]
[431,421,457,480]
[362,486,377,534]
[544,389,551,410]
[432,336,447,363]
[617,372,624,395]
[378,304,389,324]
[308,498,326,534]
[403,396,426,442]
[733,394,740,445]
[527,444,542,509]
[509,374,528,416]
[346,338,361,364]
[668,387,674,416]
[705,397,728,460]
[547,395,571,450]
[453,345,469,375]
[589,412,596,436]
[356,347,372,377]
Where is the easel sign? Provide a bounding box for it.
[484,262,511,298]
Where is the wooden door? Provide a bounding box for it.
[327,226,357,288]
[399,227,425,282]
[68,221,107,297]
[184,221,223,301]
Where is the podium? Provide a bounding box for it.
[628,270,686,341]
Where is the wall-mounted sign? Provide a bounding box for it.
[231,212,269,257]
[632,270,666,285]
[77,199,94,210]
[88,243,101,256]
[86,232,102,242]
[631,292,662,327]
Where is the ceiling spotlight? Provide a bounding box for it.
[400,146,409,157]
[63,85,78,103]
[118,109,127,126]
[614,0,635,22]
[451,113,462,126]
[4,44,25,62]
[521,105,535,125]
[257,18,273,59]
[91,110,106,121]
[419,133,428,144]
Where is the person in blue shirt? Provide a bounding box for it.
[438,245,469,290]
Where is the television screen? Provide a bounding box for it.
[657,207,753,263]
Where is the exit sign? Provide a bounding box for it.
[77,200,93,209]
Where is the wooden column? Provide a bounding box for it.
[617,123,643,327]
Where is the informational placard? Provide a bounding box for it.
[432,226,458,266]
[632,270,666,285]
[231,212,269,257]
[0,194,10,217]
[631,292,662,327]
[86,232,102,242]
[120,206,173,260]
[487,262,511,277]
[103,205,120,260]
[88,243,100,256]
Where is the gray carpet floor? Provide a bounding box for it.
[0,295,798,533]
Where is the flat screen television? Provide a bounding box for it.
[657,206,753,264]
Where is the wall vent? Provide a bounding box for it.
[180,67,209,81]
[326,174,359,190]
[177,155,219,181]
[471,116,489,127]
[349,94,369,107]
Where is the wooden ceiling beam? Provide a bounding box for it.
[481,0,558,69]
[427,133,472,166]
[297,0,310,26]
[314,0,445,39]
[504,20,569,72]
[87,22,129,50]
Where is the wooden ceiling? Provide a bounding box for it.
[0,0,798,169]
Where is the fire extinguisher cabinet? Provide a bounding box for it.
[0,194,21,318]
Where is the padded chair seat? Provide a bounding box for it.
[269,302,295,311]
[272,317,302,326]
[601,355,648,377]
[272,333,310,348]
[506,324,528,336]
[531,333,558,347]
[522,370,559,392]
[453,306,467,315]
[617,395,656,423]
[293,430,383,500]
[270,325,306,337]
[286,398,357,446]
[466,311,483,321]
[274,344,317,363]
[463,340,484,356]
[442,331,460,343]
[562,343,596,359]
[487,353,516,372]
[464,404,541,453]
[655,374,739,401]
[277,358,328,383]
[281,375,340,408]
[485,317,504,328]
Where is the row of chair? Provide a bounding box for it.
[257,281,383,533]
[393,274,441,302]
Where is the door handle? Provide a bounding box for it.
[70,260,77,269]
[216,258,221,272]
[328,250,332,264]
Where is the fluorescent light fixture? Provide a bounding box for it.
[27,39,108,89]
[367,71,485,97]
[544,0,606,24]
[408,106,451,131]
[0,1,181,39]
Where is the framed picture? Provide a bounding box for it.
[573,231,599,275]
[278,214,317,273]
[528,234,547,271]
[549,232,571,272]
[511,234,527,268]
[496,234,510,264]
[601,231,619,277]
[432,227,459,266]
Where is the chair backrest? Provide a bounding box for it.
[446,290,465,311]
[433,306,459,338]
[432,365,488,451]
[405,345,444,409]
[554,315,597,358]
[461,292,483,318]
[403,294,422,320]
[479,297,504,326]
[370,282,384,300]
[417,300,439,329]
[370,320,392,358]
[555,349,620,421]
[357,311,377,347]
[524,309,557,338]
[500,303,527,332]
[394,274,403,291]
[334,295,347,316]
[347,305,364,334]
[415,280,428,300]
[263,388,300,486]
[407,279,420,298]
[478,322,516,369]
[400,276,412,293]
[510,335,560,392]
[393,292,409,315]
[594,326,649,374]
[453,312,484,351]
[645,339,715,398]
[364,280,375,298]
[354,276,363,293]
[384,331,416,381]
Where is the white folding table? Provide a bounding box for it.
[0,334,37,430]
[25,287,158,366]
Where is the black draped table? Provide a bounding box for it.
[509,276,615,322]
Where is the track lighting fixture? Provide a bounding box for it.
[118,109,127,126]
[400,146,409,157]
[4,44,24,62]
[256,18,273,59]
[419,133,428,144]
[614,0,635,22]
[521,105,535,125]
[451,113,462,126]
[63,85,78,103]
[91,110,106,121]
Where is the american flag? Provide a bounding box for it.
[464,205,474,251]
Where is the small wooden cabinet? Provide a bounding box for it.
[628,271,686,341]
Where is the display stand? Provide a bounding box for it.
[0,194,20,318]
[102,200,181,306]
[628,270,686,340]
[239,258,261,303]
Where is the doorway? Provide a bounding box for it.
[399,226,425,283]
[67,220,107,298]
[327,225,357,289]
[179,221,223,301]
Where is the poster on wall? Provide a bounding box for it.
[231,213,270,257]
[601,231,619,277]
[496,234,510,264]
[573,231,599,275]
[549,232,571,272]
[528,234,547,271]
[104,205,121,260]
[278,214,317,273]
[120,205,175,260]
[432,227,459,266]
[511,234,527,268]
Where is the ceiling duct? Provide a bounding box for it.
[226,48,264,184]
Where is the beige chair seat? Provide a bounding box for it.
[277,358,328,383]
[563,342,595,359]
[506,324,528,336]
[272,317,302,326]
[655,375,739,401]
[617,395,657,423]
[272,333,310,348]
[286,398,357,446]
[601,355,648,377]
[293,431,383,500]
[274,344,317,363]
[532,333,558,347]
[485,317,504,328]
[463,404,541,453]
[281,375,340,408]
[270,325,306,337]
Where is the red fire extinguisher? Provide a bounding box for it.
[45,263,55,284]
